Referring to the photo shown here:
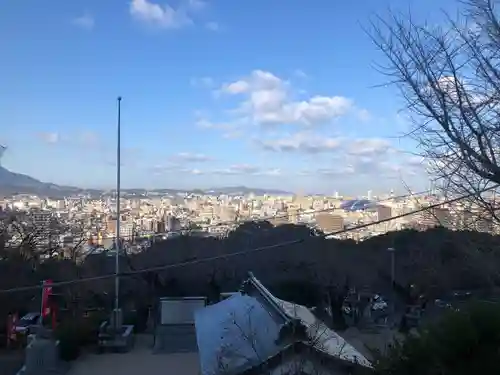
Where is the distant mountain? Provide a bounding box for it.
[0,166,97,198]
[203,186,293,196]
[0,166,45,188]
[0,166,293,198]
[118,186,293,197]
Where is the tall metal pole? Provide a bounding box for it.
[39,280,46,327]
[114,96,122,328]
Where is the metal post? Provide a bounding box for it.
[114,96,122,331]
[39,280,46,327]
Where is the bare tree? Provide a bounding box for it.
[370,0,500,225]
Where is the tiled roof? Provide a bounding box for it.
[195,273,372,375]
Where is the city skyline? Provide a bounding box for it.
[1,0,455,192]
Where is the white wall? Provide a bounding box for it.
[160,298,206,325]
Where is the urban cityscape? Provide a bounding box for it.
[0,186,496,261]
[2,0,500,374]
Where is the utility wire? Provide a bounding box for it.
[14,189,431,265]
[0,188,480,295]
[73,190,431,241]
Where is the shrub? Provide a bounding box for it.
[55,314,103,361]
[374,302,500,375]
[55,322,81,361]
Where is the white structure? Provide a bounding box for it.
[195,273,372,375]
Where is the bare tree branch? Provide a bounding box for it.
[369,0,500,227]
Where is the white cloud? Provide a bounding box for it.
[256,133,392,157]
[315,155,423,179]
[209,164,280,176]
[162,163,281,177]
[255,132,426,179]
[172,152,213,162]
[151,162,183,174]
[186,0,206,11]
[205,22,220,31]
[72,14,95,30]
[293,69,308,79]
[260,168,282,176]
[317,166,356,176]
[221,80,250,95]
[346,138,391,156]
[179,168,205,175]
[79,131,99,145]
[213,164,260,175]
[190,76,214,88]
[196,118,246,139]
[219,70,354,126]
[129,0,205,29]
[38,132,59,144]
[357,108,371,122]
[256,132,342,153]
[196,119,234,131]
[406,155,426,167]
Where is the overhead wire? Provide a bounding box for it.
[72,190,429,263]
[0,188,482,295]
[4,189,432,268]
[78,189,432,241]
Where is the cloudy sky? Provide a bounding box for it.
[0,0,457,194]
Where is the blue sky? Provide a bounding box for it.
[0,0,457,194]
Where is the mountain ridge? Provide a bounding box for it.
[0,166,293,197]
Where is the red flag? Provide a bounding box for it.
[7,313,18,345]
[41,280,53,318]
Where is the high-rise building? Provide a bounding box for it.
[165,215,182,232]
[106,217,117,234]
[288,208,299,224]
[156,219,166,233]
[376,205,392,221]
[315,213,344,233]
[120,222,135,239]
[413,207,452,229]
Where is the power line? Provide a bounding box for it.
[59,190,432,263]
[74,190,431,241]
[2,191,429,246]
[0,188,478,295]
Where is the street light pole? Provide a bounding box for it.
[114,96,122,330]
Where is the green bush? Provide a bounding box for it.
[55,323,81,361]
[55,315,103,361]
[122,310,139,332]
[374,302,500,375]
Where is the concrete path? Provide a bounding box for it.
[68,335,200,375]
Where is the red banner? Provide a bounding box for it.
[41,280,53,318]
[6,313,18,346]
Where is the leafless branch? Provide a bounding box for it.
[369,0,500,227]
